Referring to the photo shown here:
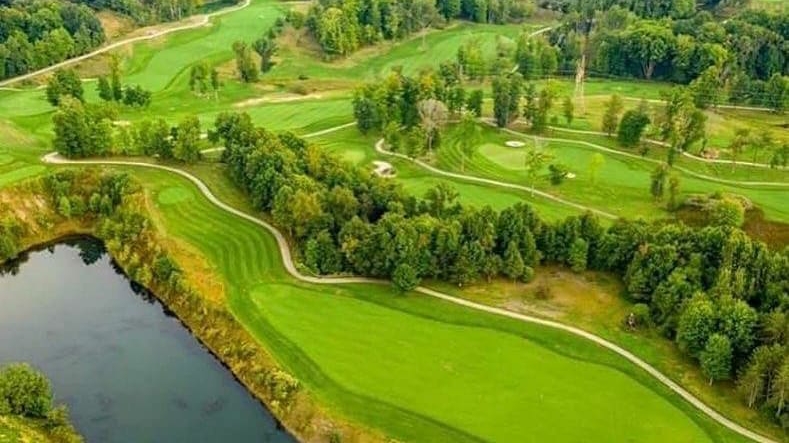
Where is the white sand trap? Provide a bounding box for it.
[566,172,576,179]
[505,141,525,148]
[373,160,395,177]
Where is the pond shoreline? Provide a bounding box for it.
[4,233,304,442]
[0,236,300,441]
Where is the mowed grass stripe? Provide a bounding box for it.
[121,166,752,443]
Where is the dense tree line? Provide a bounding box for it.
[79,0,235,24]
[0,0,241,80]
[546,5,789,110]
[305,0,534,57]
[51,95,203,161]
[0,0,105,80]
[213,110,789,425]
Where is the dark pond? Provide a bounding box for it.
[0,237,295,443]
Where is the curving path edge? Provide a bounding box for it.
[0,0,251,87]
[41,151,776,443]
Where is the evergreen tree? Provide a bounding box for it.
[110,56,123,101]
[97,76,113,101]
[601,94,623,135]
[503,240,525,281]
[617,109,650,148]
[568,238,588,272]
[700,334,732,384]
[466,90,483,117]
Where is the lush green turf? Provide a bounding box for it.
[310,126,583,220]
[544,94,789,163]
[0,0,785,439]
[270,22,529,82]
[436,123,789,222]
[113,164,752,443]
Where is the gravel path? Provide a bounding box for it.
[0,0,251,87]
[41,151,776,443]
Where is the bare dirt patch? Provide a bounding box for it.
[233,92,324,108]
[97,11,136,40]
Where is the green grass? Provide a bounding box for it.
[310,127,582,220]
[545,94,789,162]
[436,123,789,222]
[122,0,285,92]
[108,164,754,443]
[0,0,785,439]
[271,22,529,82]
[0,423,19,443]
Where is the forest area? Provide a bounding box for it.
[1,0,789,440]
[0,0,238,80]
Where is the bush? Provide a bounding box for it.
[393,263,420,292]
[708,198,745,227]
[521,266,535,283]
[0,363,53,418]
[548,164,568,185]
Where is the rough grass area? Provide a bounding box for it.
[426,265,789,441]
[112,164,755,443]
[438,123,789,223]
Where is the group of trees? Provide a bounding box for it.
[45,68,83,105]
[80,0,220,24]
[547,5,789,110]
[188,61,220,97]
[97,59,151,107]
[47,64,151,109]
[0,0,105,80]
[232,18,284,82]
[52,97,114,158]
[115,115,207,161]
[305,0,533,57]
[0,362,79,442]
[489,76,571,133]
[213,111,789,425]
[51,95,204,161]
[352,68,483,156]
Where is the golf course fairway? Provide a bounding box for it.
[125,166,752,443]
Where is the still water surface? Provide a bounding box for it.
[0,238,295,443]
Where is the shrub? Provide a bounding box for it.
[0,363,53,418]
[548,163,568,185]
[393,263,420,292]
[708,198,745,227]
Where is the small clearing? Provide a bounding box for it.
[233,93,324,108]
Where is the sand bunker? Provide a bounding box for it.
[373,160,395,177]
